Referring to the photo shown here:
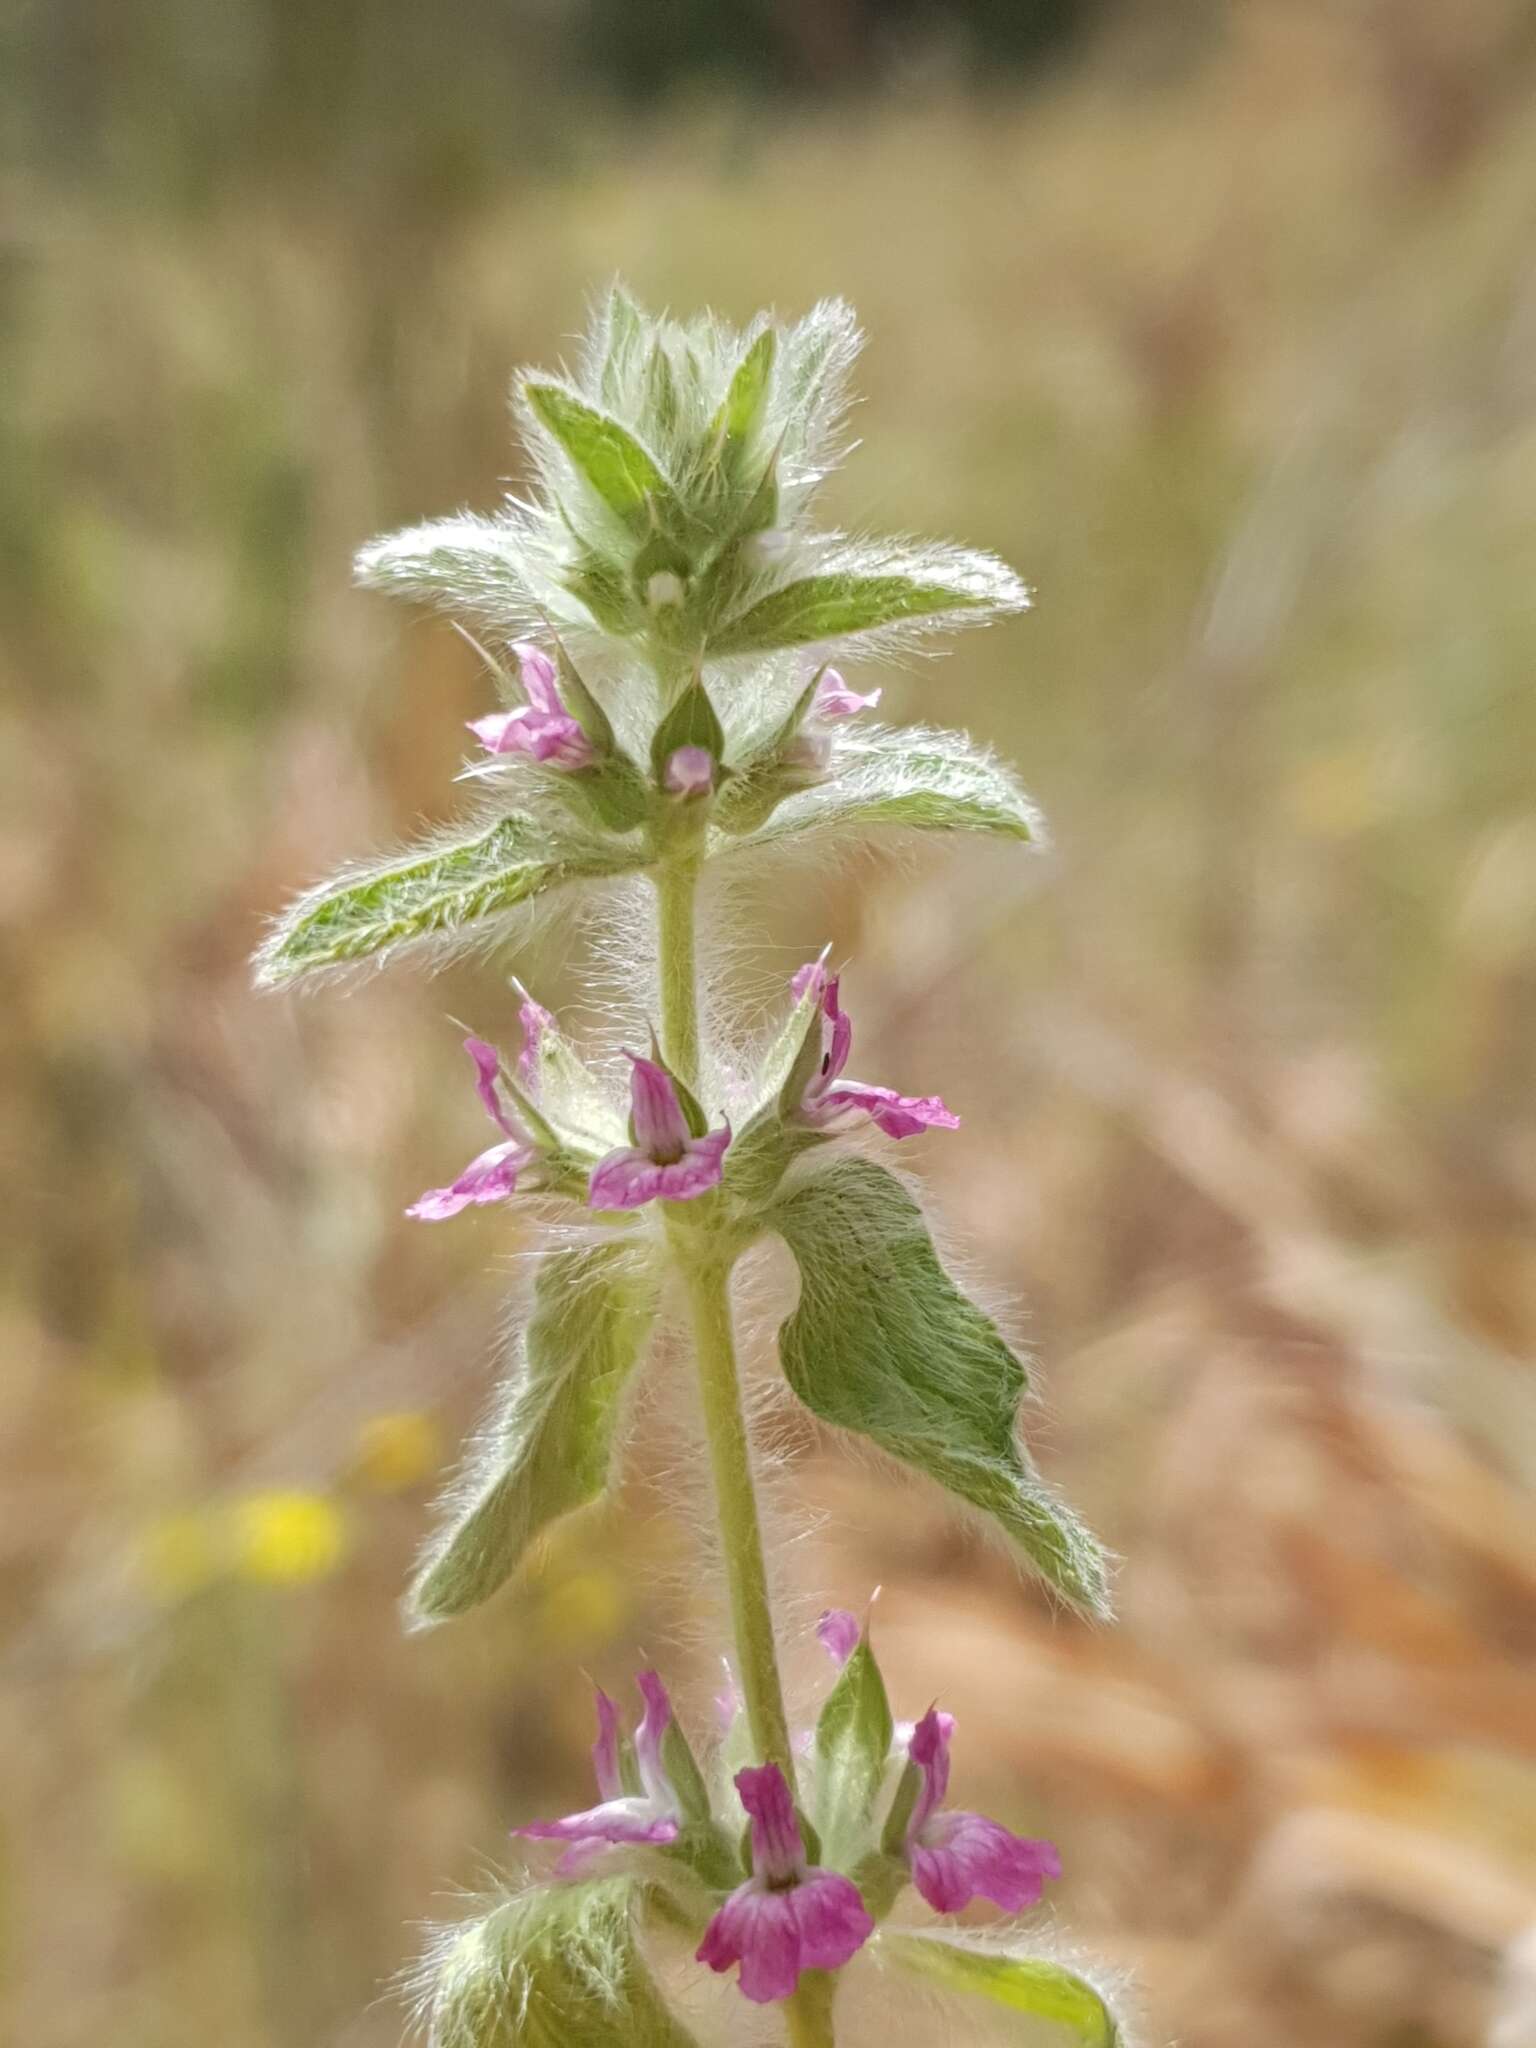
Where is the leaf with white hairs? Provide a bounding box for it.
[418,1878,701,2048]
[718,723,1045,852]
[881,1932,1126,2046]
[770,1159,1112,1619]
[255,808,643,985]
[409,1244,660,1625]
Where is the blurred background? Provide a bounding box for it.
[6,1,1536,2043]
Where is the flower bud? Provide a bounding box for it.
[663,744,716,798]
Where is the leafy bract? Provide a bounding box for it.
[255,808,643,985]
[649,677,726,779]
[522,381,676,534]
[770,1160,1112,1618]
[883,1933,1123,2046]
[597,286,648,409]
[718,722,1044,854]
[813,1625,894,1871]
[409,1244,660,1624]
[710,325,776,470]
[423,1878,700,2048]
[707,540,1028,656]
[354,513,540,634]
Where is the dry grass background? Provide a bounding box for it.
[4,4,1536,2044]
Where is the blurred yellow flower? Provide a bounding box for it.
[352,1409,442,1493]
[139,1510,221,1603]
[538,1568,625,1650]
[232,1490,349,1586]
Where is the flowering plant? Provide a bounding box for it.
[257,291,1125,2046]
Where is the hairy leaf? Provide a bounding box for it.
[813,1625,894,1871]
[598,285,648,408]
[423,1878,700,2048]
[770,1159,1112,1618]
[523,382,674,532]
[883,1934,1123,2046]
[354,514,538,632]
[255,811,642,985]
[708,542,1027,655]
[721,722,1044,852]
[409,1245,660,1623]
[711,326,776,463]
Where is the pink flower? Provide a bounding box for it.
[514,990,557,1093]
[816,1609,861,1668]
[406,1036,538,1220]
[514,1673,683,1876]
[789,965,959,1141]
[587,1052,731,1209]
[696,1765,873,2003]
[663,744,716,797]
[813,668,881,719]
[903,1708,1061,1917]
[467,643,594,770]
[783,668,881,776]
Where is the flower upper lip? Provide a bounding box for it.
[788,963,960,1141]
[587,1051,731,1211]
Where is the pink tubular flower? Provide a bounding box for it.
[816,1609,861,1668]
[813,668,881,719]
[514,1673,682,1876]
[406,1036,538,1220]
[696,1765,873,2004]
[514,991,557,1093]
[784,667,881,775]
[587,1052,731,1210]
[789,965,959,1141]
[903,1708,1061,1917]
[663,744,716,797]
[468,643,594,770]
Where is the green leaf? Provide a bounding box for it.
[409,1245,660,1624]
[720,723,1044,852]
[512,983,622,1153]
[649,678,726,780]
[423,1878,702,2048]
[643,340,681,440]
[711,326,776,463]
[599,285,648,409]
[883,1934,1123,2047]
[565,549,638,635]
[770,1159,1112,1618]
[524,382,673,533]
[708,543,1027,655]
[813,1627,894,1871]
[551,642,617,755]
[658,1718,712,1830]
[255,810,642,985]
[718,966,834,1204]
[354,514,537,632]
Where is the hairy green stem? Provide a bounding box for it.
[654,849,794,1769]
[656,846,828,2042]
[655,849,703,1091]
[784,1971,838,2047]
[677,1252,795,1774]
